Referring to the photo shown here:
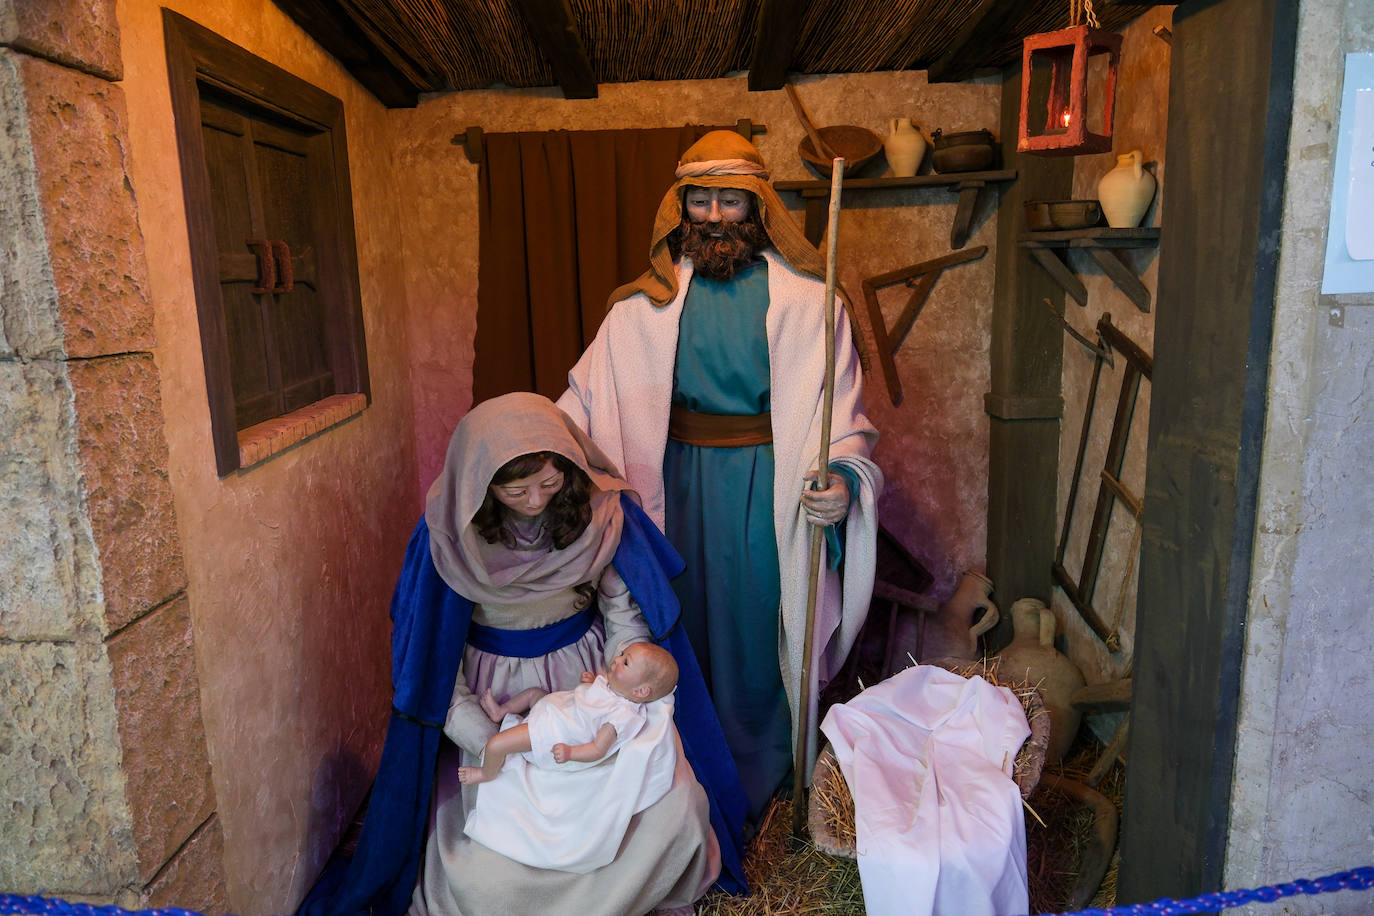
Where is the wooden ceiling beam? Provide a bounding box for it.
[926,0,1022,84]
[515,0,598,99]
[270,0,419,107]
[748,0,807,91]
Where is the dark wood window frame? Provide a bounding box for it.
[163,9,370,475]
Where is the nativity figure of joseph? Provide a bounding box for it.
[557,129,883,824]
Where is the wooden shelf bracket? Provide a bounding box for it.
[1019,227,1160,313]
[861,245,988,405]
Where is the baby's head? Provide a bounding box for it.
[606,642,678,703]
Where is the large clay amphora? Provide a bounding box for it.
[1097,149,1157,228]
[995,598,1085,763]
[884,117,928,178]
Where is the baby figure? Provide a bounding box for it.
[458,642,679,785]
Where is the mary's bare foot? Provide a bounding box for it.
[479,688,504,723]
[458,766,492,785]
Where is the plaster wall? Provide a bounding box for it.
[394,70,1001,595]
[1227,0,1374,907]
[115,1,420,912]
[1051,7,1173,687]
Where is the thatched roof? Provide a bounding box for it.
[271,0,1163,107]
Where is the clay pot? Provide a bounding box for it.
[920,570,999,663]
[994,598,1085,763]
[930,128,996,173]
[884,117,927,177]
[1097,149,1157,228]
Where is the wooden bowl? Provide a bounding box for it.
[798,125,883,176]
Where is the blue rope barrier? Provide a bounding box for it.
[1043,865,1374,916]
[3,865,1371,916]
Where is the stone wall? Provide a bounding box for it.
[0,0,225,908]
[1227,0,1374,906]
[393,70,1002,596]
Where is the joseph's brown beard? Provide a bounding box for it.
[670,217,769,281]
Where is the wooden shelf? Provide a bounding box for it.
[775,169,1017,193]
[776,169,1017,250]
[1018,227,1161,312]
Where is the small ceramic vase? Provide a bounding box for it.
[884,117,927,178]
[1097,149,1157,228]
[994,598,1085,763]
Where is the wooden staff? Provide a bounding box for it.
[792,157,845,839]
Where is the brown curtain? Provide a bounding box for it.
[473,126,715,402]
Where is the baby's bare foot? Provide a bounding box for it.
[479,688,503,723]
[457,766,491,785]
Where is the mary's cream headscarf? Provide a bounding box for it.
[609,129,827,308]
[425,392,630,606]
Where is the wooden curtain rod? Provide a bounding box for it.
[452,118,767,164]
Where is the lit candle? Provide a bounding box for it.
[1061,109,1072,128]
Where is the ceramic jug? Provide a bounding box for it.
[994,598,1085,763]
[1097,149,1157,228]
[920,570,999,663]
[884,117,927,178]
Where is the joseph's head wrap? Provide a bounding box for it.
[609,130,827,307]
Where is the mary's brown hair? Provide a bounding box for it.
[473,451,593,550]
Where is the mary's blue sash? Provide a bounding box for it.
[465,605,597,657]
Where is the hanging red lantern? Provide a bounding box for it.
[1017,2,1121,157]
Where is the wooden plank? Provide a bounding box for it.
[864,246,988,289]
[984,69,1073,650]
[1019,227,1162,244]
[860,246,987,405]
[860,277,903,405]
[802,195,827,247]
[1056,338,1107,565]
[1099,314,1155,379]
[949,181,981,249]
[1088,246,1152,312]
[513,0,597,99]
[1078,363,1142,602]
[1070,678,1134,714]
[1101,470,1144,520]
[889,272,938,354]
[269,0,419,108]
[926,0,1022,84]
[775,169,1016,193]
[1028,248,1088,305]
[748,0,806,91]
[1121,0,1296,893]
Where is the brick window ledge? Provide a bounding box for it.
[237,393,367,469]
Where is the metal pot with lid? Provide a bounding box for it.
[931,128,997,173]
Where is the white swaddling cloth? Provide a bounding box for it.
[820,665,1031,916]
[463,679,678,873]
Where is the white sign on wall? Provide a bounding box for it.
[1323,53,1374,293]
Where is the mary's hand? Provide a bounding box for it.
[801,471,849,527]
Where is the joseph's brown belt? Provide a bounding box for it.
[667,404,773,447]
